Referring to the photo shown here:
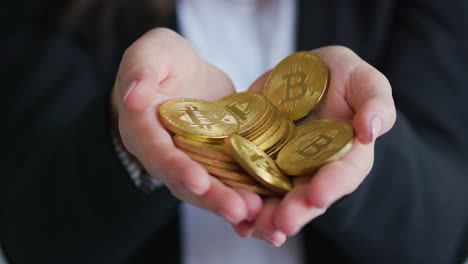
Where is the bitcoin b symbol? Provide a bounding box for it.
[225,102,251,122]
[180,104,224,130]
[252,154,277,176]
[280,64,309,109]
[250,153,263,162]
[296,134,332,157]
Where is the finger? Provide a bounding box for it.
[128,119,250,223]
[234,188,263,221]
[172,177,249,224]
[275,139,374,235]
[273,182,327,236]
[254,199,287,247]
[203,63,237,101]
[142,135,212,196]
[114,28,235,113]
[255,199,280,234]
[199,178,250,224]
[248,71,271,93]
[137,129,249,223]
[116,96,212,195]
[231,189,263,238]
[139,113,251,222]
[232,221,255,238]
[250,230,286,247]
[265,231,287,247]
[115,28,178,112]
[348,63,396,143]
[313,46,396,144]
[121,99,248,218]
[310,140,373,206]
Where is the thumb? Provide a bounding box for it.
[247,71,270,93]
[312,46,396,145]
[114,28,185,113]
[118,65,162,112]
[348,63,396,144]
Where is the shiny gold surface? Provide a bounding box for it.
[248,105,281,145]
[256,115,290,151]
[263,51,328,121]
[295,119,334,137]
[173,135,236,163]
[160,52,351,195]
[159,98,239,143]
[226,134,292,194]
[265,117,296,158]
[219,178,278,196]
[216,92,270,136]
[203,164,256,183]
[276,120,354,175]
[184,150,243,172]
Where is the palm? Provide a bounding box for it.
[241,46,395,245]
[114,28,261,225]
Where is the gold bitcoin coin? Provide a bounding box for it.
[159,98,239,143]
[226,134,292,194]
[216,92,270,136]
[263,51,328,121]
[240,99,276,141]
[184,150,243,172]
[265,118,296,158]
[256,115,290,151]
[248,104,281,144]
[295,119,334,137]
[276,120,354,175]
[203,164,256,183]
[173,135,236,163]
[219,178,278,196]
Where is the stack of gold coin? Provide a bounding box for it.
[158,98,282,196]
[172,135,270,193]
[158,51,355,196]
[215,91,296,158]
[172,135,281,196]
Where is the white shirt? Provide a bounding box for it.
[177,1,303,264]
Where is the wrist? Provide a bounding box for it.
[111,130,163,192]
[109,87,163,192]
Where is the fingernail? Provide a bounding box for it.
[370,116,382,141]
[266,231,286,247]
[123,80,138,103]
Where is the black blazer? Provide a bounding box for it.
[1,0,468,263]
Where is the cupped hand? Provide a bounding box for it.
[233,46,396,246]
[111,28,262,224]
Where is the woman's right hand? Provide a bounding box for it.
[111,28,262,224]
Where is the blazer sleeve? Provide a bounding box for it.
[310,1,468,263]
[0,18,179,264]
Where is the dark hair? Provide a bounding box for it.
[60,0,175,78]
